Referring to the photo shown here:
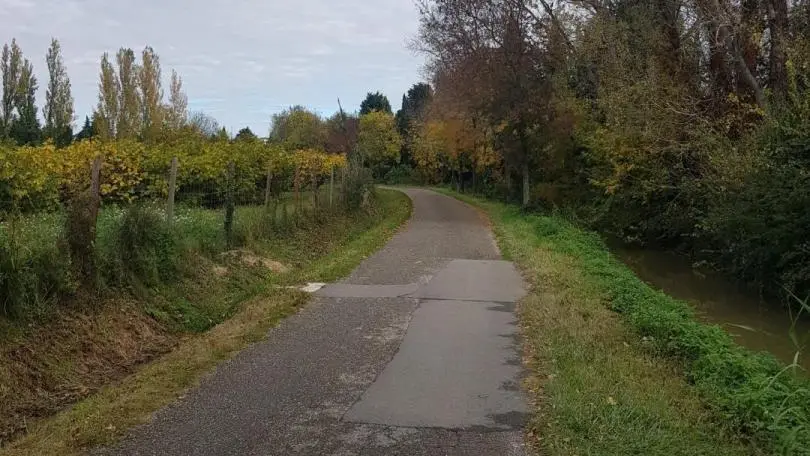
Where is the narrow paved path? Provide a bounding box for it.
[101,188,528,456]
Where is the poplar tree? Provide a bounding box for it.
[95,52,119,139]
[44,38,74,146]
[139,46,163,141]
[115,48,140,139]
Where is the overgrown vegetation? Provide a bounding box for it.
[445,190,810,455]
[408,0,810,305]
[0,189,411,451]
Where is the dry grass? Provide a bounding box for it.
[0,300,176,444]
[1,290,306,456]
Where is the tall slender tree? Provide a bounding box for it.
[166,69,187,130]
[139,46,163,141]
[115,48,140,139]
[95,52,119,139]
[10,58,42,145]
[1,39,22,136]
[44,38,74,147]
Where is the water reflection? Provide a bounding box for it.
[611,246,810,372]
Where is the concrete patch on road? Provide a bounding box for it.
[344,299,528,430]
[412,259,527,303]
[316,283,420,298]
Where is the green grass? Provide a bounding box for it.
[0,189,412,455]
[440,190,810,456]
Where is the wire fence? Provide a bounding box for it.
[0,145,367,318]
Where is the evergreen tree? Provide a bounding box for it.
[74,115,94,141]
[234,127,257,142]
[359,91,392,115]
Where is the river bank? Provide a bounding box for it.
[441,189,810,455]
[612,246,810,371]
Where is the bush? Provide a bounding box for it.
[382,164,418,185]
[703,162,810,297]
[0,213,75,318]
[343,161,376,211]
[98,204,179,288]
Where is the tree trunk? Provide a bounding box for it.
[522,161,530,208]
[706,23,733,110]
[768,0,789,103]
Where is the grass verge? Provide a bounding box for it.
[440,189,810,455]
[0,188,411,456]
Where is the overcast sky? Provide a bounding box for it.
[0,0,425,135]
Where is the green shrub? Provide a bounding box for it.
[98,204,179,288]
[382,164,418,185]
[343,162,375,211]
[0,213,75,318]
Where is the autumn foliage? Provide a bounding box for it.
[0,138,344,211]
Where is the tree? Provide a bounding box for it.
[44,38,74,147]
[115,48,141,139]
[95,52,119,139]
[416,0,552,206]
[359,91,392,115]
[269,106,325,150]
[1,39,22,136]
[325,111,359,155]
[396,83,432,135]
[188,111,220,137]
[166,69,187,130]
[214,127,229,141]
[74,115,94,142]
[139,46,163,141]
[357,111,402,177]
[395,82,433,164]
[10,58,42,145]
[234,127,258,142]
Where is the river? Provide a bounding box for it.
[611,246,810,372]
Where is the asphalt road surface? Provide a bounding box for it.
[100,188,529,456]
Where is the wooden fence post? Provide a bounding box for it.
[224,161,235,248]
[167,156,178,223]
[66,155,102,282]
[312,174,318,210]
[264,169,273,207]
[91,156,102,202]
[294,166,301,216]
[329,166,334,208]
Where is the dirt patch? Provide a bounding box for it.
[221,250,290,273]
[0,301,176,445]
[212,265,229,277]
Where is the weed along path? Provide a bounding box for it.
[99,188,529,456]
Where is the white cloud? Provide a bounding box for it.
[0,0,425,133]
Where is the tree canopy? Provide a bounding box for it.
[269,106,325,150]
[359,91,392,115]
[357,110,401,177]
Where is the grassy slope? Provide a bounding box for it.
[0,189,411,456]
[439,190,757,455]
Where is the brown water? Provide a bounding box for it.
[611,246,810,372]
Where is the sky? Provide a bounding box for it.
[0,0,425,135]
